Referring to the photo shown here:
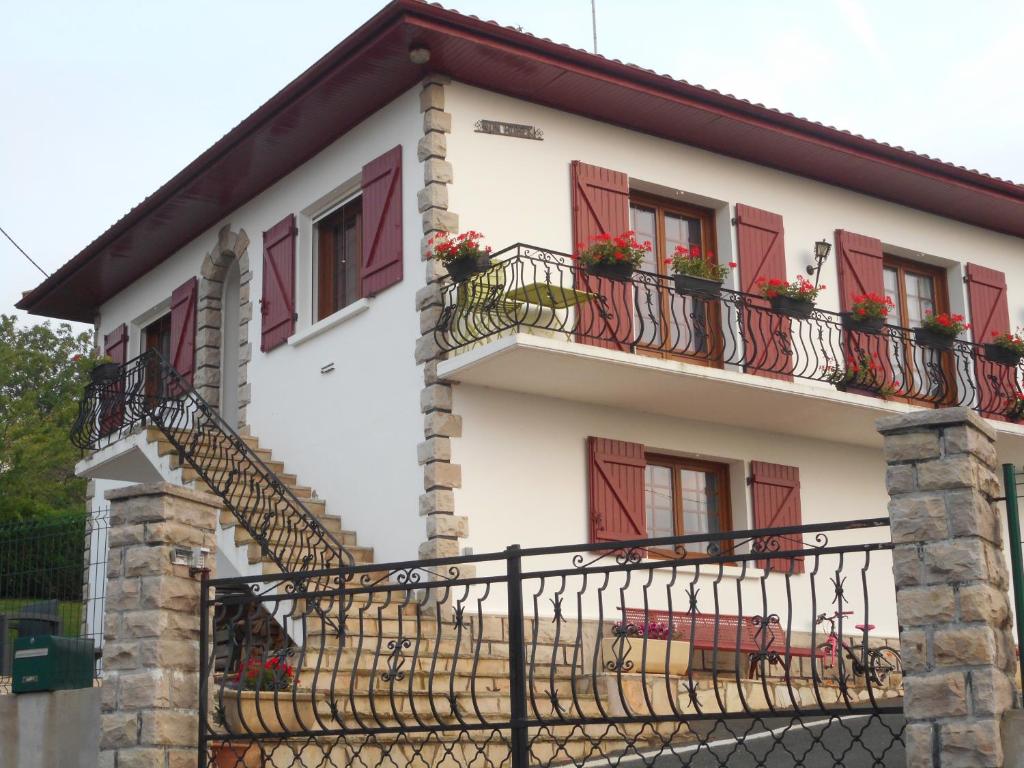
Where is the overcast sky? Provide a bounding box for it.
[2,0,1022,333]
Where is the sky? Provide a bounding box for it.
[2,0,1022,334]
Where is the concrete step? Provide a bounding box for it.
[246,543,374,567]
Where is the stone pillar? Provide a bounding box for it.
[878,408,1018,768]
[100,483,220,768]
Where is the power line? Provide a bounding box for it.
[0,225,48,278]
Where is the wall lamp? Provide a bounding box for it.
[806,239,832,288]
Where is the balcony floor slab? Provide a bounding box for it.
[438,333,1024,463]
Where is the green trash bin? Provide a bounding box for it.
[12,635,95,693]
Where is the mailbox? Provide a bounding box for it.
[12,635,95,693]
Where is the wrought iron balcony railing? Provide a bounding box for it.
[71,350,351,571]
[434,244,1023,422]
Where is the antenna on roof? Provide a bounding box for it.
[590,0,598,53]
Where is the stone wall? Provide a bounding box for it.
[879,408,1019,768]
[99,483,220,768]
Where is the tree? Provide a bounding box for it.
[0,314,95,522]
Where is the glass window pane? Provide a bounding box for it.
[904,272,936,328]
[680,469,720,536]
[645,464,675,539]
[630,205,659,273]
[883,267,903,326]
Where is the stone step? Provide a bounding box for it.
[231,520,355,548]
[168,452,288,478]
[150,426,262,451]
[182,464,301,489]
[246,543,374,567]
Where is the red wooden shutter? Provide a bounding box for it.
[835,230,893,396]
[736,205,792,381]
[588,437,647,546]
[260,214,297,352]
[966,263,1013,420]
[103,323,129,365]
[749,461,804,574]
[571,161,632,351]
[170,277,197,385]
[361,145,403,296]
[100,324,129,435]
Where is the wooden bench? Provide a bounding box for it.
[621,608,818,678]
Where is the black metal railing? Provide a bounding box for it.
[0,507,108,692]
[434,244,1022,421]
[199,518,904,767]
[70,350,351,572]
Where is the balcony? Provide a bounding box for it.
[432,244,1024,457]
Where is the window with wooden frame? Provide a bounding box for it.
[882,254,952,404]
[643,454,731,555]
[629,195,720,362]
[314,196,363,321]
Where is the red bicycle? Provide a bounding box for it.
[815,611,902,686]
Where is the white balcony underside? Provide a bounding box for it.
[439,333,1024,462]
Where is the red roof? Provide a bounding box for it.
[19,0,1024,322]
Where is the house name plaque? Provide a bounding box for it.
[474,119,544,141]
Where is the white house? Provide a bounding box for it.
[18,0,1024,646]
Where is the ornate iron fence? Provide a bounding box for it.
[434,244,1022,421]
[199,518,904,767]
[0,507,108,692]
[70,350,351,572]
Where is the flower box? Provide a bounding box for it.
[601,637,691,676]
[221,690,321,735]
[446,254,492,283]
[90,362,121,384]
[769,295,815,320]
[984,343,1023,367]
[586,261,634,282]
[841,314,885,335]
[210,741,260,768]
[914,327,955,351]
[674,274,722,298]
[835,382,884,398]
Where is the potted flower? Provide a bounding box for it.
[209,740,260,767]
[1007,395,1024,422]
[89,356,120,385]
[222,653,316,735]
[985,329,1024,367]
[756,275,823,319]
[665,244,736,298]
[822,351,901,398]
[575,231,650,281]
[601,620,690,675]
[427,230,493,283]
[842,293,893,335]
[914,311,969,351]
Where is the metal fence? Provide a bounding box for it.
[434,244,1022,421]
[200,517,904,767]
[0,507,108,693]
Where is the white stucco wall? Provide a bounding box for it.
[443,82,1024,325]
[451,384,899,636]
[93,88,426,565]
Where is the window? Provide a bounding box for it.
[629,196,719,361]
[315,196,362,321]
[883,255,948,329]
[883,255,951,403]
[644,454,731,554]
